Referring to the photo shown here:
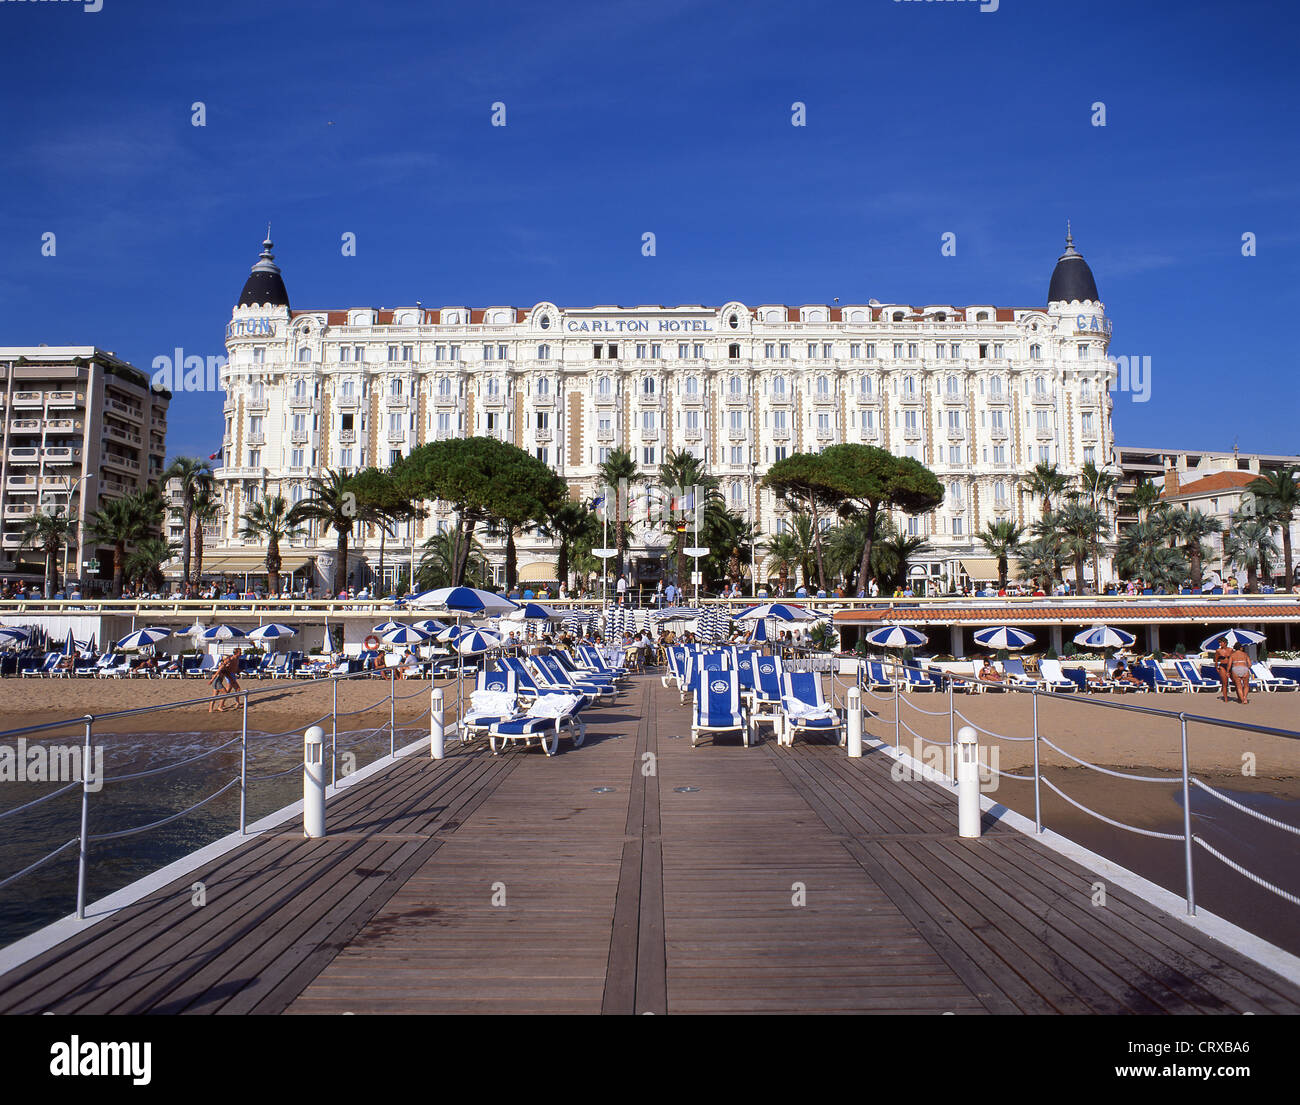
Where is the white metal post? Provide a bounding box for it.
[846,686,862,758]
[239,692,248,833]
[75,716,93,919]
[1032,689,1043,833]
[389,667,396,758]
[957,725,981,838]
[430,686,445,759]
[303,725,326,838]
[1180,713,1196,915]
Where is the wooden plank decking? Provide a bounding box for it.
[1,674,1297,1015]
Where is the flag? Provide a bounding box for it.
[208,450,222,460]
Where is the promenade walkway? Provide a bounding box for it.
[1,675,1297,1015]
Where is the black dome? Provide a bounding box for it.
[1048,226,1098,304]
[237,234,289,308]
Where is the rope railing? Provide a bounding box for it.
[101,735,244,784]
[88,778,242,844]
[1035,736,1175,783]
[0,837,80,893]
[953,709,1034,743]
[1193,838,1300,907]
[0,780,81,823]
[1038,776,1186,842]
[1190,778,1300,837]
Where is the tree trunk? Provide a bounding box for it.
[1092,548,1102,595]
[181,492,193,585]
[377,527,386,596]
[267,537,281,597]
[808,497,828,592]
[112,540,125,597]
[1247,562,1258,593]
[1075,555,1086,595]
[335,530,348,594]
[855,504,880,597]
[998,554,1008,589]
[1189,545,1203,590]
[45,546,58,597]
[506,529,517,590]
[558,540,570,593]
[1282,523,1294,592]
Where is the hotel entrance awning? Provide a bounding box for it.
[518,561,558,583]
[960,558,1022,582]
[199,553,312,574]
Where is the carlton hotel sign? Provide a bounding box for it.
[562,311,717,334]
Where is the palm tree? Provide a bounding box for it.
[874,534,931,593]
[1056,501,1108,594]
[125,538,178,594]
[1016,537,1063,594]
[20,508,77,596]
[417,529,489,591]
[540,500,600,592]
[1078,460,1119,513]
[977,519,1025,589]
[1174,508,1224,591]
[1225,518,1279,593]
[1124,478,1161,523]
[762,531,801,594]
[1115,527,1187,593]
[1020,461,1070,518]
[1247,466,1300,590]
[241,495,303,596]
[595,447,641,583]
[288,470,381,595]
[162,457,213,587]
[90,488,164,597]
[190,486,220,588]
[657,448,718,587]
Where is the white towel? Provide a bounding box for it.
[527,693,581,718]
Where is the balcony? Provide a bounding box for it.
[102,453,140,474]
[105,424,142,446]
[594,392,617,407]
[7,447,39,464]
[387,429,406,443]
[531,394,554,409]
[769,392,793,406]
[288,396,314,410]
[942,392,967,405]
[534,427,552,443]
[46,419,78,433]
[946,428,967,441]
[723,392,749,407]
[815,425,835,441]
[858,428,880,442]
[433,393,459,407]
[727,424,747,441]
[41,476,72,491]
[897,391,924,406]
[812,393,836,407]
[245,432,265,446]
[1030,391,1055,406]
[104,397,139,417]
[3,503,35,521]
[1,533,25,550]
[683,426,703,443]
[636,393,664,410]
[339,429,356,444]
[43,447,79,464]
[902,426,922,441]
[481,393,505,408]
[290,430,309,445]
[12,392,42,407]
[986,392,1011,406]
[5,475,37,492]
[680,392,705,407]
[595,426,614,442]
[245,397,269,412]
[1035,427,1055,441]
[334,395,358,410]
[8,418,41,432]
[640,427,660,443]
[384,396,409,410]
[771,426,791,442]
[989,426,1009,441]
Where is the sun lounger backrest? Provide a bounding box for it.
[695,670,740,726]
[479,668,516,695]
[754,656,783,698]
[733,649,757,689]
[782,670,824,709]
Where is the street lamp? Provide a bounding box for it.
[62,473,95,592]
[750,453,758,599]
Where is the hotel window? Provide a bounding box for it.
[608,344,619,359]
[678,343,689,358]
[437,412,451,436]
[437,377,450,396]
[643,447,656,465]
[1084,446,1096,465]
[483,344,496,360]
[598,417,612,434]
[729,375,743,396]
[935,344,945,359]
[485,412,500,432]
[598,447,611,464]
[807,343,817,358]
[904,410,918,432]
[946,375,960,395]
[1035,375,1048,396]
[993,445,1007,465]
[822,343,833,358]
[340,346,351,362]
[435,345,446,361]
[949,446,961,465]
[773,376,787,396]
[292,413,306,434]
[685,410,700,431]
[947,410,961,431]
[994,481,1008,506]
[252,347,265,364]
[730,483,743,506]
[685,376,699,395]
[861,410,875,430]
[1030,344,1042,360]
[486,378,500,397]
[537,344,551,360]
[850,343,861,359]
[773,410,788,431]
[779,343,790,358]
[693,343,704,358]
[291,448,304,468]
[990,376,1004,397]
[774,446,787,461]
[1035,411,1051,431]
[730,446,744,465]
[729,344,740,359]
[816,376,830,397]
[948,344,959,359]
[338,447,351,468]
[387,345,398,361]
[402,345,413,361]
[950,482,963,504]
[893,343,904,359]
[642,377,656,395]
[636,344,647,359]
[817,412,831,432]
[295,347,309,362]
[952,516,963,536]
[1038,446,1051,463]
[651,344,661,358]
[249,415,264,436]
[865,343,876,359]
[340,379,354,399]
[906,516,920,536]
[390,378,403,397]
[1082,411,1095,432]
[250,381,265,401]
[729,410,743,431]
[642,411,655,430]
[497,344,507,361]
[536,412,550,430]
[993,343,1004,359]
[908,343,918,358]
[861,375,873,396]
[1081,379,1093,400]
[903,376,916,397]
[598,376,612,397]
[447,345,460,361]
[536,447,549,464]
[387,448,400,465]
[765,343,776,358]
[537,377,550,396]
[1077,343,1091,359]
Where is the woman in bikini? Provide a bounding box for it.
[1228,645,1252,704]
[1213,641,1234,701]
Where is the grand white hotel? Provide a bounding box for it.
[212,231,1116,593]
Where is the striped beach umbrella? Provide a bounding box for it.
[455,629,501,655]
[972,626,1036,651]
[372,620,405,634]
[116,627,172,650]
[1073,626,1136,650]
[197,624,248,641]
[512,602,560,621]
[0,627,30,644]
[382,625,433,646]
[863,624,929,649]
[409,586,519,616]
[748,618,770,644]
[435,624,464,644]
[1200,628,1267,651]
[248,623,298,641]
[412,618,448,634]
[736,602,814,622]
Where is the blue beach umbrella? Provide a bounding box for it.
[1073,626,1136,650]
[248,623,298,642]
[972,626,1036,651]
[1200,628,1267,651]
[63,628,77,656]
[0,627,31,644]
[197,624,248,641]
[736,602,814,622]
[435,624,465,644]
[863,624,929,649]
[409,586,519,616]
[372,620,405,634]
[513,602,560,621]
[116,627,172,650]
[382,625,433,646]
[748,619,770,644]
[412,618,448,634]
[455,629,501,655]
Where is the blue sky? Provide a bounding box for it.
[1,0,1296,461]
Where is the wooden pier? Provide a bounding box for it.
[1,675,1297,1015]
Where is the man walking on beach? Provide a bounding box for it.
[208,648,243,713]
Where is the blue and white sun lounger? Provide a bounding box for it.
[488,692,586,756]
[778,671,842,747]
[692,670,747,747]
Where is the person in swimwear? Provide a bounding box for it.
[1212,640,1233,702]
[1228,645,1252,704]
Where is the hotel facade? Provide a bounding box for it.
[213,232,1117,592]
